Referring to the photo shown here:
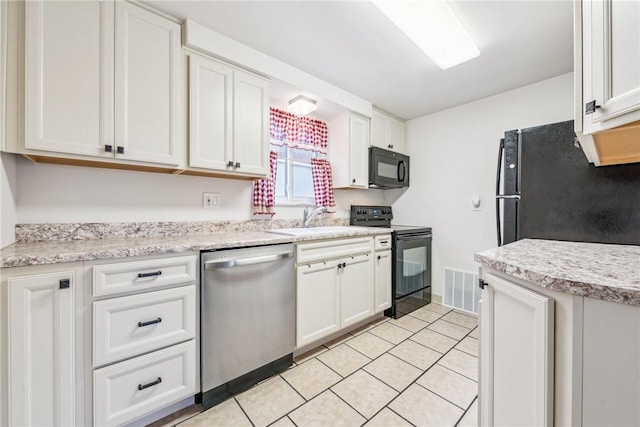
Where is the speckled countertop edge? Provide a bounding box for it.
[0,227,393,269]
[474,239,640,306]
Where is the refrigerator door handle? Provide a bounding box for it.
[496,138,505,246]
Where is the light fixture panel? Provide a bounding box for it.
[372,0,480,70]
[288,95,318,116]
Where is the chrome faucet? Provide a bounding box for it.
[303,206,327,227]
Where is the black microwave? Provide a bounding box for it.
[369,146,410,188]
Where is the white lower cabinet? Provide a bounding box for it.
[340,253,374,327]
[93,341,196,427]
[3,263,85,427]
[479,272,554,427]
[374,249,392,313]
[296,237,374,348]
[296,259,341,346]
[89,253,199,426]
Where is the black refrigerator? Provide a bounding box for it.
[496,120,640,246]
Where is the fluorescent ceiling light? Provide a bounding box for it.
[288,95,318,116]
[371,0,480,70]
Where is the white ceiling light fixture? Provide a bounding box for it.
[371,0,480,70]
[288,95,318,116]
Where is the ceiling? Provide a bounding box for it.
[144,0,574,121]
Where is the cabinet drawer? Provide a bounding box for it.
[375,235,392,251]
[93,255,197,297]
[94,340,197,427]
[94,286,196,366]
[297,237,372,264]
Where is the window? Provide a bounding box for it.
[273,144,319,205]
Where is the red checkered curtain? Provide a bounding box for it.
[311,158,336,213]
[270,107,328,153]
[252,151,278,216]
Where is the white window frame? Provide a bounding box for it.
[274,144,319,206]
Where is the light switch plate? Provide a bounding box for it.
[203,193,220,209]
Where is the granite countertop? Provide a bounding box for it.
[474,239,640,306]
[0,226,393,269]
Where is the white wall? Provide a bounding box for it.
[391,72,575,297]
[12,156,385,225]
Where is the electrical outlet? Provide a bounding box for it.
[203,193,220,209]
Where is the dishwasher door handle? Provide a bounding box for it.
[204,251,293,269]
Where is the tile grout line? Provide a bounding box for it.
[233,396,257,427]
[454,395,478,427]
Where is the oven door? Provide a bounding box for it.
[394,233,432,298]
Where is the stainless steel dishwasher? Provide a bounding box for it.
[200,243,295,409]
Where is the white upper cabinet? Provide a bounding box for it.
[115,2,182,166]
[25,0,114,158]
[371,108,405,154]
[189,55,233,171]
[329,111,370,188]
[188,54,269,176]
[232,69,270,175]
[576,0,640,166]
[24,1,183,167]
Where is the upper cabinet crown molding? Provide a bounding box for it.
[18,0,184,168]
[575,0,640,166]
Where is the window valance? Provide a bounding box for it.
[269,107,328,153]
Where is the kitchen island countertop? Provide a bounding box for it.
[1,227,392,269]
[474,239,640,306]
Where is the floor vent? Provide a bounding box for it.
[443,267,480,314]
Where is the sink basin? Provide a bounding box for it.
[268,226,358,236]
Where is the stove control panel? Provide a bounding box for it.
[350,205,393,225]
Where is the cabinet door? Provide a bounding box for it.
[115,2,182,166]
[233,69,270,176]
[25,0,114,157]
[479,273,554,426]
[370,110,388,150]
[8,271,76,426]
[296,260,340,347]
[388,117,405,153]
[340,253,374,327]
[374,250,392,313]
[583,0,640,133]
[348,114,370,188]
[188,55,233,171]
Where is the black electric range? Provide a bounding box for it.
[350,206,432,319]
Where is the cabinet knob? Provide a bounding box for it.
[104,145,113,153]
[388,144,394,149]
[377,255,381,260]
[227,161,234,167]
[116,146,125,154]
[352,178,356,184]
[59,279,70,289]
[235,162,241,168]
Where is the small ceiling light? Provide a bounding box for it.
[371,0,480,70]
[288,95,318,116]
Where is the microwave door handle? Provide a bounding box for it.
[397,161,406,182]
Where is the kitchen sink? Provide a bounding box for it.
[267,226,357,236]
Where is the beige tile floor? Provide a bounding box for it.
[175,303,478,427]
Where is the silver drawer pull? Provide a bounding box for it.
[138,271,162,278]
[138,377,162,391]
[138,318,162,327]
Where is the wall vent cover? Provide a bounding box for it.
[443,267,479,314]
